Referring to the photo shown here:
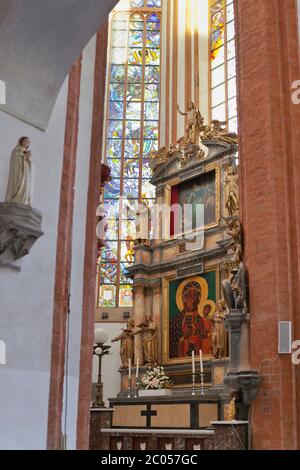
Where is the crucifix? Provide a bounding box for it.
[141,405,157,428]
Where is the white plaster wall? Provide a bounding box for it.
[0,79,68,450]
[93,323,126,405]
[62,36,97,450]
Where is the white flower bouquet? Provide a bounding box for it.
[140,366,172,390]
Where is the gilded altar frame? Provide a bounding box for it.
[162,265,220,366]
[164,162,221,236]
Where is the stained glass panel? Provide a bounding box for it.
[129,30,144,48]
[127,84,142,101]
[211,27,224,52]
[143,139,158,158]
[105,219,119,240]
[142,160,154,179]
[104,199,120,220]
[211,46,225,68]
[128,48,144,65]
[144,84,160,101]
[109,101,124,119]
[130,20,144,30]
[145,48,160,65]
[99,285,116,308]
[211,0,225,15]
[145,66,160,83]
[119,286,133,308]
[123,179,139,198]
[105,178,121,199]
[125,120,141,139]
[121,240,135,261]
[144,102,159,120]
[146,31,160,48]
[107,139,122,159]
[126,102,142,120]
[108,158,122,178]
[144,121,159,139]
[108,120,123,138]
[131,0,144,7]
[124,139,140,159]
[127,65,143,83]
[120,263,133,284]
[110,83,124,101]
[101,241,119,263]
[100,263,118,284]
[123,159,140,178]
[111,65,126,82]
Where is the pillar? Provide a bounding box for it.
[235,0,300,450]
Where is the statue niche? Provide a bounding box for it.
[0,137,43,270]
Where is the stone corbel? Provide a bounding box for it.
[0,203,43,271]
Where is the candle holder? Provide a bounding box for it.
[127,377,132,398]
[200,371,205,396]
[192,373,196,396]
[134,378,140,398]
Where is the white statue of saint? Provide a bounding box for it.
[5,137,34,206]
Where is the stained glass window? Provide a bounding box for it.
[98,0,162,309]
[210,0,237,133]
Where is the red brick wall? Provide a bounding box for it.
[47,58,82,450]
[235,0,300,449]
[76,24,109,450]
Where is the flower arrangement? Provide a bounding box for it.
[140,366,172,390]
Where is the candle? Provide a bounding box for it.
[200,350,203,373]
[192,351,195,374]
[128,359,132,379]
[136,357,139,379]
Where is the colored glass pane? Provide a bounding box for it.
[127,65,143,83]
[107,139,122,159]
[145,66,160,83]
[101,241,119,263]
[144,102,159,120]
[124,159,140,178]
[120,263,133,284]
[143,139,158,158]
[129,30,144,48]
[105,178,121,199]
[126,102,142,120]
[144,83,159,101]
[145,48,160,65]
[121,220,136,240]
[131,0,144,7]
[108,158,122,178]
[119,286,133,308]
[211,0,225,15]
[124,139,140,159]
[142,180,155,199]
[123,179,139,198]
[108,120,123,138]
[111,65,126,82]
[127,83,142,101]
[110,83,124,101]
[144,121,159,139]
[109,101,124,119]
[99,285,116,308]
[100,263,118,284]
[146,31,160,48]
[125,120,141,139]
[128,48,144,65]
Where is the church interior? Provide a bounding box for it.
[0,0,300,451]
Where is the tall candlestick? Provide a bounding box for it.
[200,350,203,373]
[128,359,132,379]
[136,358,139,379]
[192,351,195,374]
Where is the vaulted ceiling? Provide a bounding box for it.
[0,0,118,130]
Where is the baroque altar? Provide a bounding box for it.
[95,109,261,450]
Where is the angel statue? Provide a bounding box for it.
[177,101,204,145]
[5,137,34,206]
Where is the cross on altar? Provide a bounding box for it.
[141,405,157,428]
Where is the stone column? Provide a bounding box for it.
[235,0,300,450]
[133,284,145,365]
